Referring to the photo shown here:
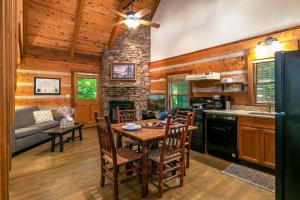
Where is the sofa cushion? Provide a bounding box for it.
[14,106,40,129]
[33,110,55,124]
[15,126,42,139]
[34,121,60,131]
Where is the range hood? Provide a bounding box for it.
[185,72,220,81]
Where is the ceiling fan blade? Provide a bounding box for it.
[134,8,151,18]
[140,20,160,28]
[109,9,127,18]
[113,20,126,27]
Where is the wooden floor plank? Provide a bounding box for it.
[9,128,275,200]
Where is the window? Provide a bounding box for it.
[168,75,190,109]
[77,78,97,100]
[253,59,275,104]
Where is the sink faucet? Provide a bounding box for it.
[265,102,272,113]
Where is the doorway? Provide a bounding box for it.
[72,72,100,127]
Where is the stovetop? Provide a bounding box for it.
[190,97,225,112]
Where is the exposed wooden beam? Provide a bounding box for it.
[18,23,24,62]
[0,0,17,199]
[119,0,136,10]
[151,0,160,20]
[108,0,135,49]
[70,0,85,57]
[23,0,29,54]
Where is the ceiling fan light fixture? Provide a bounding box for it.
[124,15,140,29]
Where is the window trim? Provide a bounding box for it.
[252,58,275,106]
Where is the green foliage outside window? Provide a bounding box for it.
[77,78,97,100]
[170,80,190,108]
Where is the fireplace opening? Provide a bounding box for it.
[109,100,134,123]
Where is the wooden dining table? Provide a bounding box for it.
[111,119,197,198]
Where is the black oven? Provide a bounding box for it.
[205,113,238,161]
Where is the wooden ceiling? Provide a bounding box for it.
[23,0,159,62]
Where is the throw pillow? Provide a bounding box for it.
[33,110,54,124]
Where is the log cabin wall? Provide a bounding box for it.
[16,57,100,109]
[149,26,300,106]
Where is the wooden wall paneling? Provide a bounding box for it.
[150,26,300,69]
[16,56,100,108]
[20,57,100,72]
[150,27,300,106]
[70,0,85,57]
[0,0,17,199]
[23,0,28,54]
[26,46,101,65]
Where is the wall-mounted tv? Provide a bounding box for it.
[147,95,166,111]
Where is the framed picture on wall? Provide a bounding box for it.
[111,63,136,80]
[147,95,166,111]
[34,77,61,95]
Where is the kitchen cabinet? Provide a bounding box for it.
[238,116,275,169]
[238,126,261,164]
[261,129,275,168]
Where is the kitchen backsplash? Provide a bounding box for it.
[231,105,275,112]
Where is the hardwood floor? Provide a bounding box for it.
[9,128,275,200]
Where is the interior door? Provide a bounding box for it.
[73,72,100,127]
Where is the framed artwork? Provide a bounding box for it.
[34,77,61,95]
[111,63,136,80]
[147,95,166,111]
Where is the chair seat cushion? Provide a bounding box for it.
[149,147,181,163]
[15,126,42,139]
[34,121,60,131]
[103,147,141,165]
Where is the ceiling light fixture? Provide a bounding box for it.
[255,37,283,58]
[124,13,140,29]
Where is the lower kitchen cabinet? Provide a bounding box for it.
[261,129,275,169]
[238,126,261,164]
[238,116,275,169]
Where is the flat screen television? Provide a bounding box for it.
[147,95,166,111]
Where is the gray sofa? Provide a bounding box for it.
[12,106,63,154]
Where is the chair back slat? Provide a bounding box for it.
[95,112,117,166]
[116,106,136,123]
[160,114,191,161]
[174,108,196,126]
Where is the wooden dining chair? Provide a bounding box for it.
[149,113,191,198]
[95,112,142,200]
[116,106,140,151]
[174,109,196,168]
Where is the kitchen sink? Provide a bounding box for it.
[248,112,276,116]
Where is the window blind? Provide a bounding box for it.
[253,60,275,104]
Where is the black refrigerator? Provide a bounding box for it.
[275,50,300,200]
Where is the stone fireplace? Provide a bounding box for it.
[100,22,151,120]
[109,100,134,123]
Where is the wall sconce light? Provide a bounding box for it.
[255,37,283,58]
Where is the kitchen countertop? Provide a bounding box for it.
[204,109,276,119]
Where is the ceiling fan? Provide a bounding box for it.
[110,8,160,29]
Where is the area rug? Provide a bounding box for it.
[221,163,275,192]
